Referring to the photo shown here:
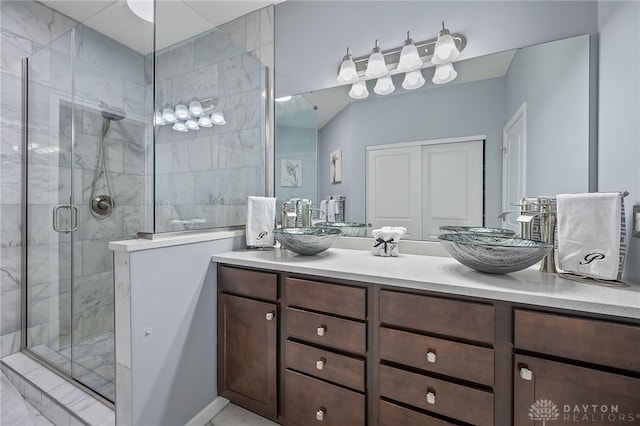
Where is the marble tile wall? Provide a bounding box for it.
[154,6,273,233]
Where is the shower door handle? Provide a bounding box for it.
[53,203,73,233]
[71,205,79,232]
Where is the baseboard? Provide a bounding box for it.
[185,396,230,426]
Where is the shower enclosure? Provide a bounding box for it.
[23,23,149,402]
[22,2,271,403]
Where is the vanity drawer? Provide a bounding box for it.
[379,327,494,387]
[515,309,640,372]
[286,308,366,354]
[379,400,453,425]
[379,364,494,426]
[285,340,365,392]
[285,277,366,320]
[284,370,365,426]
[379,290,495,344]
[218,265,277,301]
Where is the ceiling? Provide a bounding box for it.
[38,0,280,54]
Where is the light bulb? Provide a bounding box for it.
[397,32,422,72]
[337,48,359,84]
[374,75,395,95]
[174,104,190,120]
[211,111,226,125]
[172,122,188,132]
[198,116,212,127]
[402,70,425,90]
[364,40,388,78]
[189,101,203,117]
[348,81,369,100]
[162,108,177,123]
[432,63,457,84]
[154,111,167,125]
[185,118,200,130]
[431,22,460,65]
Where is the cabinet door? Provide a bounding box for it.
[218,293,277,419]
[514,354,640,426]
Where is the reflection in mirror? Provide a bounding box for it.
[275,34,591,240]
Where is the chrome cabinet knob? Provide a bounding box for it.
[316,408,325,421]
[426,351,437,363]
[317,325,327,336]
[520,367,533,381]
[316,358,326,370]
[426,391,436,404]
[265,312,275,321]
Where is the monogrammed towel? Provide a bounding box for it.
[557,192,626,280]
[246,196,276,248]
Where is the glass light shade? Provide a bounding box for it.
[188,101,203,117]
[211,111,226,125]
[432,62,458,84]
[348,81,369,100]
[397,33,422,72]
[172,122,188,132]
[198,116,212,127]
[364,41,388,78]
[162,108,177,123]
[402,70,425,90]
[127,0,153,23]
[337,48,358,84]
[374,75,395,95]
[185,118,200,130]
[432,33,460,64]
[154,111,166,125]
[174,104,190,120]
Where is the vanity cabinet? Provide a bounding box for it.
[513,310,640,425]
[283,277,368,426]
[217,266,279,420]
[378,289,496,425]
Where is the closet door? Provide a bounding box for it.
[421,140,483,239]
[366,146,422,239]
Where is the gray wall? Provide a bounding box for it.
[505,34,590,196]
[598,1,640,284]
[122,235,244,426]
[318,77,506,225]
[275,1,598,97]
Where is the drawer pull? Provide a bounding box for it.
[520,367,533,381]
[317,325,327,336]
[316,407,326,421]
[426,390,436,405]
[426,350,437,363]
[316,358,326,370]
[265,312,275,321]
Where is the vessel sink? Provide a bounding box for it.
[439,226,516,236]
[274,227,342,255]
[315,222,368,237]
[438,233,552,274]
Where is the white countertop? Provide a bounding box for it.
[109,229,245,252]
[212,248,640,320]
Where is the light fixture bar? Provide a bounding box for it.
[350,33,466,78]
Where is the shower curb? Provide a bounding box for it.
[1,353,114,426]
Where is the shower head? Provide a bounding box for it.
[98,101,126,121]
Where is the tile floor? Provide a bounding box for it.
[1,362,278,426]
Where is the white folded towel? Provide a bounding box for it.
[371,226,407,257]
[246,196,276,248]
[557,192,625,280]
[319,200,328,221]
[327,200,337,222]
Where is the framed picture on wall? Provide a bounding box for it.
[330,149,342,184]
[281,159,302,187]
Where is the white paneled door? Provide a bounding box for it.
[366,137,484,241]
[502,103,527,233]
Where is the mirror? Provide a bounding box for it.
[275,34,592,240]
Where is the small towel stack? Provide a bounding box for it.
[371,226,407,257]
[246,196,276,248]
[556,192,626,280]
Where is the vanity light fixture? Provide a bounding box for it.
[397,32,422,72]
[156,98,225,132]
[364,40,388,78]
[337,48,358,84]
[336,24,465,98]
[432,21,460,65]
[348,81,369,99]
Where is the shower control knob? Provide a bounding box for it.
[145,328,152,337]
